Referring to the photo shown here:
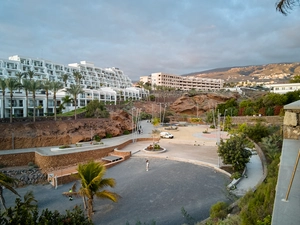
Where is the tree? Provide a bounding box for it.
[289,74,300,83]
[0,79,6,119]
[262,93,287,107]
[61,73,70,87]
[15,72,25,92]
[50,81,64,121]
[5,78,20,123]
[0,171,20,211]
[42,80,52,115]
[85,100,109,118]
[22,79,31,117]
[29,80,42,122]
[73,71,83,85]
[218,133,252,171]
[64,161,119,220]
[24,70,35,80]
[59,95,74,113]
[276,0,300,15]
[1,192,92,224]
[66,84,84,120]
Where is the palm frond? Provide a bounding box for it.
[95,190,119,202]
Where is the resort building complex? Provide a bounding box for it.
[140,72,224,91]
[0,55,148,119]
[264,83,300,94]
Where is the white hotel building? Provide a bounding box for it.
[0,55,148,119]
[140,72,224,91]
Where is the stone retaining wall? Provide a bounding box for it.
[283,109,300,139]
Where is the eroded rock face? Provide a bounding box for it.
[0,110,132,150]
[169,92,238,115]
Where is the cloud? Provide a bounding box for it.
[1,0,300,81]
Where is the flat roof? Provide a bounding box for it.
[284,100,300,110]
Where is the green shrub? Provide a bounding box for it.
[210,201,228,220]
[59,145,71,149]
[231,172,242,180]
[106,133,112,138]
[93,135,101,142]
[123,130,130,135]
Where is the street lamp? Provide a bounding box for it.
[132,107,136,143]
[223,109,227,131]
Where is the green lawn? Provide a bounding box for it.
[57,107,86,117]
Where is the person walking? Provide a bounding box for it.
[146,159,149,171]
[69,188,73,201]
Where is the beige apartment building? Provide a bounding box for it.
[140,72,224,91]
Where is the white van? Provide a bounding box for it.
[160,132,174,139]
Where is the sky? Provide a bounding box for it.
[1,0,300,81]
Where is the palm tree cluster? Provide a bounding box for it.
[0,70,85,122]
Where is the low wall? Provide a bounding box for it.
[0,137,154,172]
[0,152,35,167]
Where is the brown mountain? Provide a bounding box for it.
[182,62,300,83]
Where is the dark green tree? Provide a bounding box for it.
[29,80,42,122]
[5,78,21,123]
[85,100,109,118]
[244,122,270,143]
[50,81,64,121]
[0,172,20,211]
[1,192,93,224]
[218,133,252,171]
[262,93,287,107]
[0,79,6,119]
[289,74,300,83]
[66,84,84,120]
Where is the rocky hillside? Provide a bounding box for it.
[0,110,132,150]
[183,62,300,83]
[0,92,239,150]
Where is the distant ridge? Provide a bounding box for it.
[179,62,300,83]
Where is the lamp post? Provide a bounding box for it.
[223,109,227,131]
[132,107,135,143]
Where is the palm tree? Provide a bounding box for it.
[25,70,35,80]
[0,171,20,211]
[63,161,118,219]
[5,78,20,123]
[15,72,25,92]
[0,79,6,119]
[29,80,42,122]
[73,71,83,85]
[276,0,299,15]
[22,79,31,117]
[50,81,64,121]
[66,84,84,120]
[42,80,52,115]
[61,73,70,87]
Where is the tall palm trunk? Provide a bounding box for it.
[54,93,57,121]
[25,90,28,117]
[9,93,13,123]
[2,92,5,119]
[33,93,36,122]
[87,198,94,219]
[74,97,77,120]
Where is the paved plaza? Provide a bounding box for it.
[2,121,263,224]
